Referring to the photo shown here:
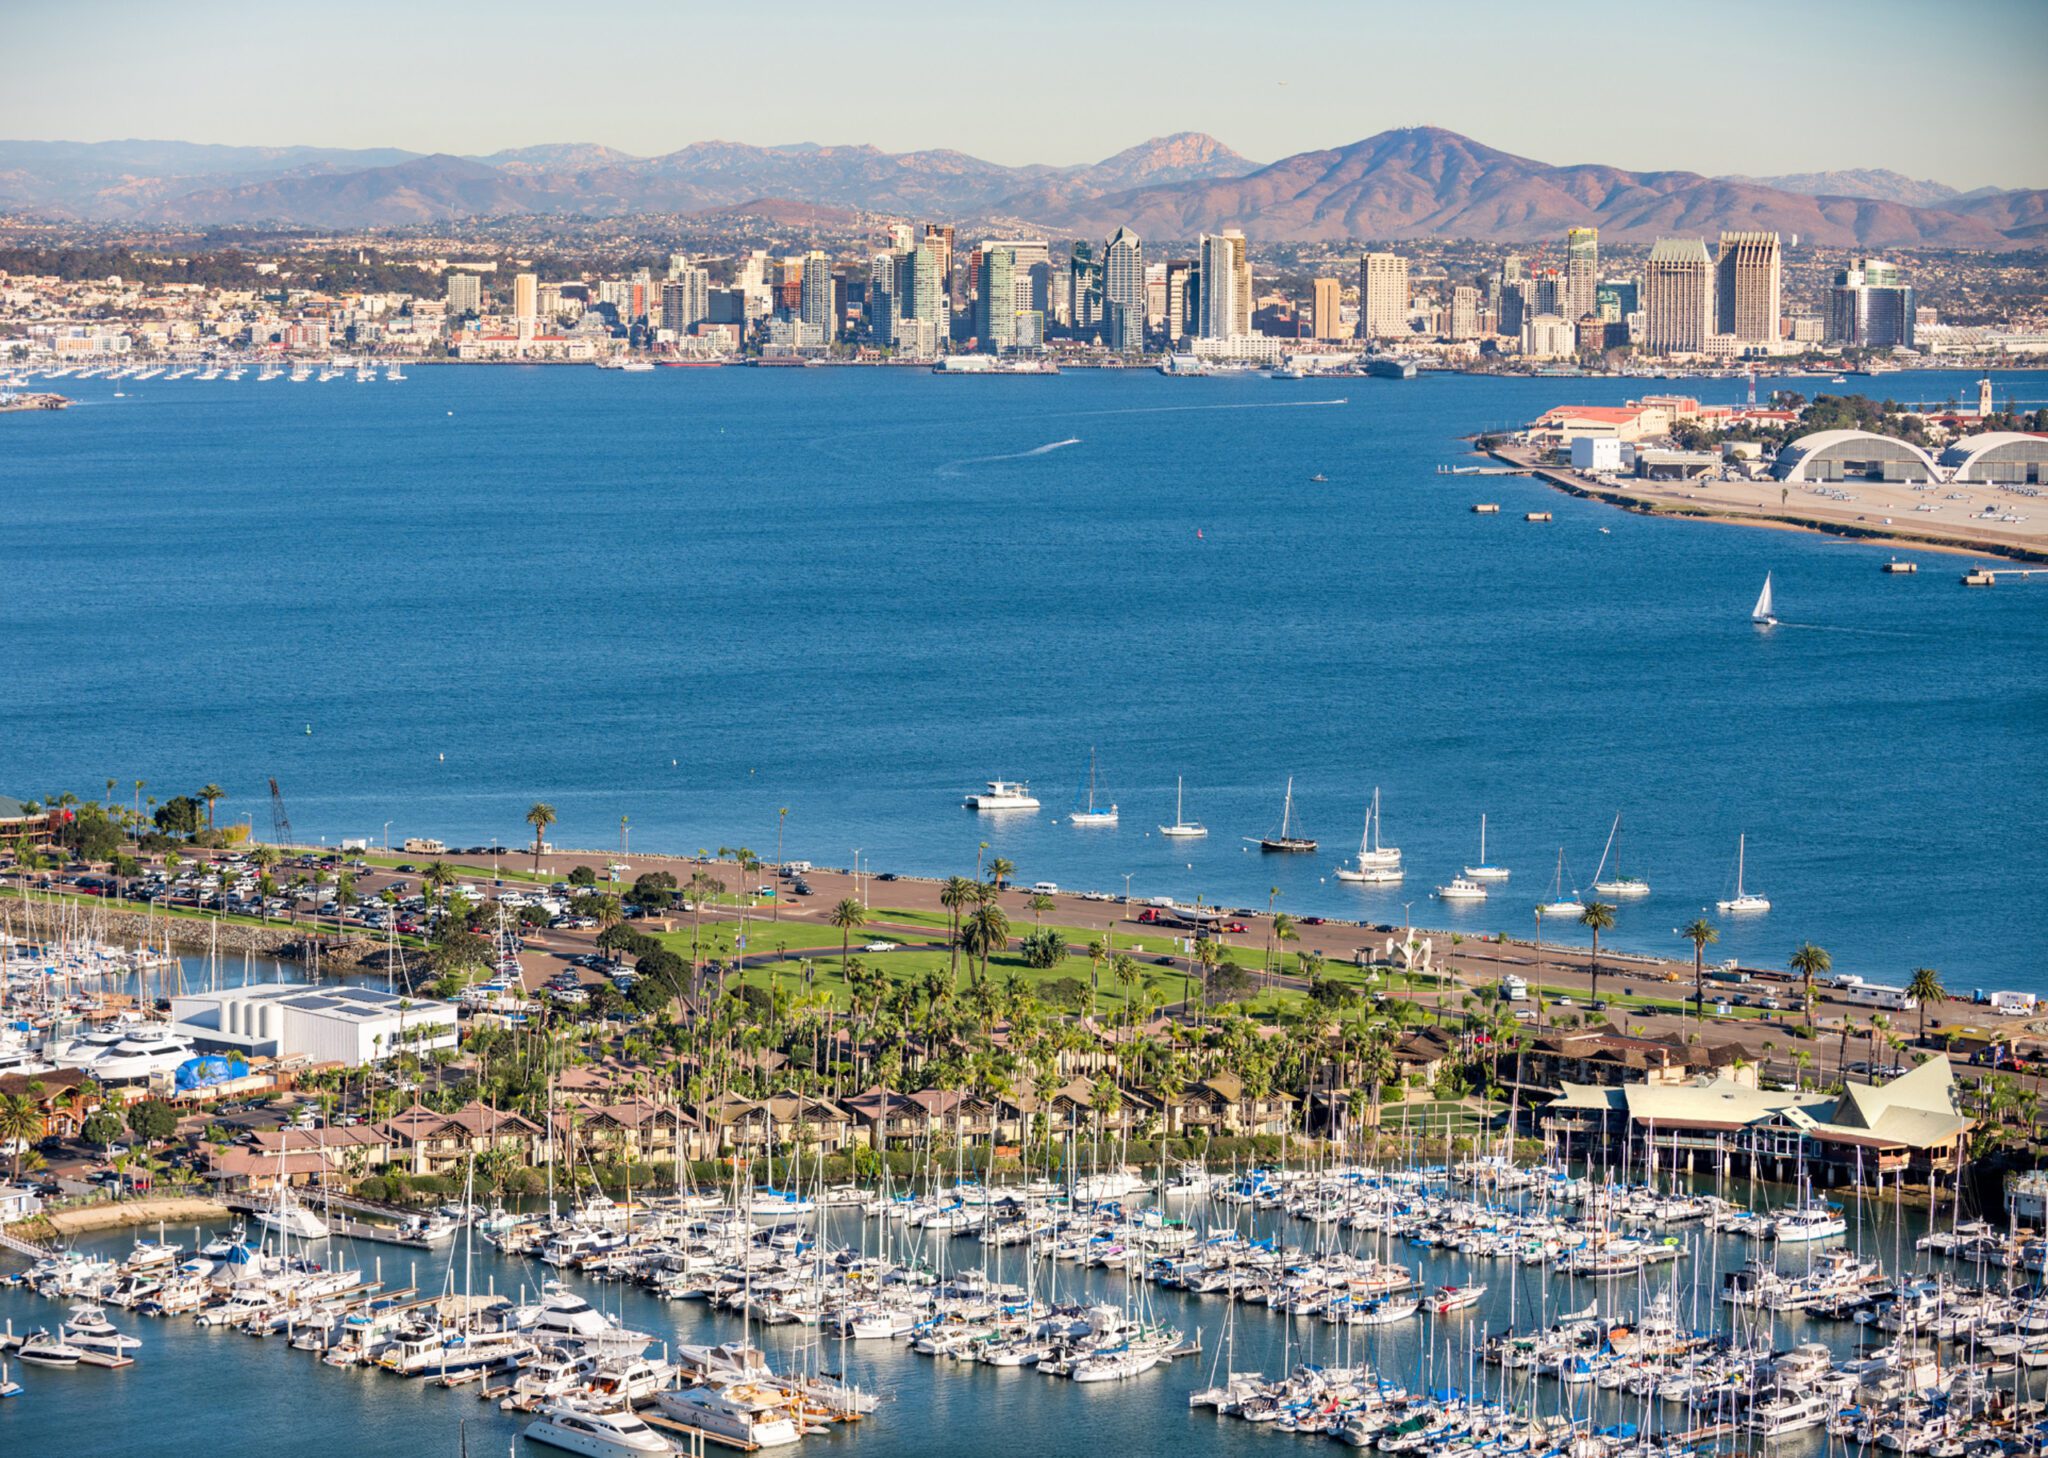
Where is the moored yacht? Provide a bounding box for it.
[1535,848,1584,918]
[1159,776,1207,837]
[524,1403,672,1456]
[963,779,1039,811]
[1434,877,1487,902]
[655,1381,802,1447]
[87,1026,196,1082]
[1462,813,1510,882]
[1717,833,1770,912]
[1335,795,1401,882]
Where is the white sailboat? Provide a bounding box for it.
[1590,813,1650,898]
[1716,833,1771,912]
[1068,748,1117,825]
[1335,802,1403,883]
[1353,787,1400,868]
[1536,848,1584,918]
[1463,813,1511,882]
[1158,777,1207,838]
[1752,573,1778,628]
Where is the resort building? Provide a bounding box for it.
[1642,238,1714,355]
[1537,1057,1972,1183]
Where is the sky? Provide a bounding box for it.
[7,0,2047,191]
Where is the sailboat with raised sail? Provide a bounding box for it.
[1462,813,1510,882]
[1752,573,1778,628]
[1252,777,1316,852]
[1536,848,1584,918]
[1335,799,1402,883]
[1717,833,1771,912]
[1590,813,1650,897]
[1068,748,1117,826]
[1159,777,1206,838]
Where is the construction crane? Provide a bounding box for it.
[268,777,293,848]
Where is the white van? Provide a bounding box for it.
[1031,881,1060,896]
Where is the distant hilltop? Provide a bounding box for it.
[0,127,2040,248]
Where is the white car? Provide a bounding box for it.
[862,941,901,954]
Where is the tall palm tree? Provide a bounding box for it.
[199,783,226,832]
[987,857,1015,892]
[1269,912,1299,989]
[1905,966,1945,1046]
[962,901,1011,987]
[1682,918,1719,1022]
[1027,893,1053,926]
[1577,902,1616,1008]
[1790,942,1831,1036]
[828,897,868,979]
[939,875,976,984]
[525,803,557,872]
[1084,940,1106,1018]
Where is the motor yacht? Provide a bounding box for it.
[61,1305,141,1357]
[14,1329,86,1366]
[524,1285,655,1356]
[87,1023,196,1081]
[524,1403,673,1456]
[963,779,1039,810]
[655,1381,802,1447]
[1434,878,1488,902]
[1771,1202,1849,1243]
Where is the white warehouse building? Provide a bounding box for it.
[170,983,458,1067]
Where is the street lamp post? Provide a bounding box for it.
[382,821,391,854]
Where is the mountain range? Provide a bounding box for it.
[1,128,2039,247]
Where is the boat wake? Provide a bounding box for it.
[937,437,1081,474]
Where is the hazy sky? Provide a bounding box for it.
[8,0,2047,190]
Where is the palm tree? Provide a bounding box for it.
[961,901,1011,986]
[199,783,226,831]
[939,875,975,984]
[987,857,1015,892]
[1084,940,1106,1018]
[516,801,560,873]
[1838,1015,1859,1082]
[1577,902,1616,1008]
[1191,937,1221,1016]
[0,1093,40,1179]
[424,860,456,901]
[828,897,868,979]
[1682,918,1719,1022]
[1027,893,1053,926]
[1269,912,1298,989]
[1905,967,1945,1045]
[1790,942,1831,1036]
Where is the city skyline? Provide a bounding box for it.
[7,0,2048,192]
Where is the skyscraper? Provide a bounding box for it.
[867,251,900,341]
[799,251,833,339]
[446,271,483,317]
[1358,253,1408,341]
[661,268,709,335]
[1565,227,1599,322]
[1447,285,1481,342]
[1164,260,1195,343]
[978,246,1018,352]
[1715,232,1782,345]
[1643,238,1714,355]
[1196,232,1241,340]
[1228,231,1251,339]
[1827,258,1915,348]
[1103,227,1145,352]
[1069,240,1103,334]
[1311,277,1344,341]
[513,272,538,325]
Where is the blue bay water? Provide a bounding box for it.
[2,365,2043,986]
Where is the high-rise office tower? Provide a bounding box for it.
[1715,232,1782,344]
[1358,252,1409,340]
[800,251,833,338]
[1068,240,1103,333]
[1565,228,1599,322]
[513,272,538,324]
[1643,238,1714,354]
[1196,232,1241,340]
[1448,285,1481,342]
[1103,227,1145,352]
[1311,277,1344,341]
[867,252,900,340]
[1229,231,1251,338]
[661,268,709,335]
[446,271,483,317]
[1827,258,1915,348]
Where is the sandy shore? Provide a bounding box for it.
[1493,445,2046,563]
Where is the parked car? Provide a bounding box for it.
[863,941,901,954]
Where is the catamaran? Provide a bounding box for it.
[1335,800,1402,882]
[1752,573,1778,628]
[1590,813,1650,897]
[1158,776,1206,837]
[1068,748,1117,825]
[1462,813,1510,882]
[963,779,1039,811]
[1717,833,1771,912]
[1536,848,1584,918]
[1252,777,1316,852]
